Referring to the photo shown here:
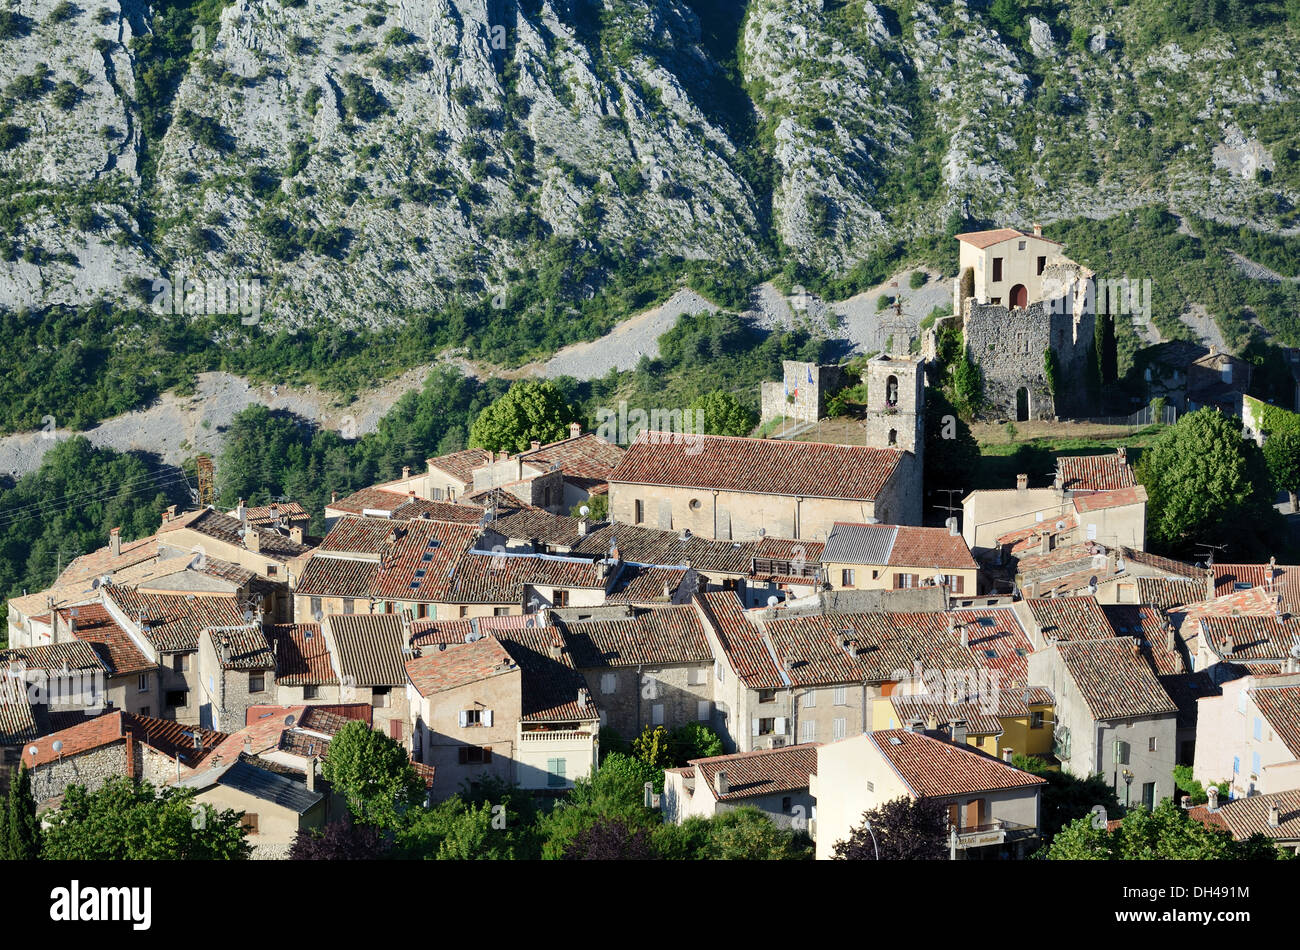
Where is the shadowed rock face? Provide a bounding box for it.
[0,0,1295,326]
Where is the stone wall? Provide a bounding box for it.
[579,663,714,741]
[760,361,848,425]
[31,744,128,805]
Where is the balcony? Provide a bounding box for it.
[520,729,593,742]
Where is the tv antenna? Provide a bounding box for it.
[1194,542,1227,568]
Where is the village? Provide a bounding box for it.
[3,226,1298,863]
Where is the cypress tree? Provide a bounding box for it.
[6,766,41,860]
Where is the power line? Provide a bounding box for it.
[0,471,190,531]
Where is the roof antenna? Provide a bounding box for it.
[1194,542,1226,569]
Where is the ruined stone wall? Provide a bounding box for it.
[760,361,847,425]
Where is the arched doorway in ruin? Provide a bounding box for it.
[1010,284,1028,308]
[1015,387,1030,422]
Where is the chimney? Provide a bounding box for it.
[530,440,541,452]
[948,517,959,537]
[1002,747,1014,763]
[331,490,338,504]
[402,465,411,479]
[1032,222,1042,237]
[1129,639,1141,659]
[925,713,939,731]
[1181,795,1192,810]
[1223,633,1235,655]
[1206,569,1216,602]
[1029,580,1040,599]
[907,719,925,733]
[578,687,590,708]
[245,528,260,553]
[1268,804,1281,827]
[290,525,304,544]
[236,499,246,523]
[549,643,562,660]
[1165,622,1177,655]
[166,504,178,522]
[109,526,121,557]
[1116,446,1127,464]
[569,422,582,440]
[408,489,417,503]
[1016,473,1028,493]
[306,756,317,792]
[1207,786,1220,811]
[124,728,137,779]
[269,503,279,523]
[243,737,252,756]
[949,719,968,745]
[578,518,589,537]
[715,770,728,797]
[1039,531,1051,555]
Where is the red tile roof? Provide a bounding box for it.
[1201,614,1299,662]
[570,523,757,575]
[238,502,310,526]
[209,626,275,671]
[426,447,494,484]
[1072,486,1148,512]
[560,605,713,668]
[160,507,311,560]
[1025,596,1117,641]
[324,614,407,687]
[609,432,905,502]
[104,586,248,653]
[870,729,1047,798]
[1214,563,1300,611]
[1216,788,1300,841]
[0,698,38,745]
[440,550,610,604]
[405,636,518,696]
[123,712,227,768]
[1118,547,1203,579]
[955,227,1061,249]
[1137,577,1208,610]
[1055,637,1179,721]
[267,624,338,685]
[694,591,785,690]
[1251,684,1300,758]
[495,627,600,723]
[519,433,625,483]
[1056,453,1135,492]
[688,744,819,801]
[0,640,107,673]
[295,556,379,599]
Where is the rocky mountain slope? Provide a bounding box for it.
[1,0,1297,330]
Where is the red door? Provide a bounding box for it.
[1010,284,1027,308]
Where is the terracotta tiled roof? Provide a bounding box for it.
[570,522,757,575]
[609,432,904,502]
[1102,604,1189,677]
[1214,563,1300,612]
[1249,683,1300,758]
[160,508,311,560]
[484,506,587,548]
[426,447,494,484]
[59,605,153,676]
[238,502,309,526]
[329,486,486,525]
[694,591,785,690]
[604,565,700,605]
[1055,637,1179,721]
[1118,547,1203,579]
[441,550,610,604]
[267,624,338,685]
[560,605,713,668]
[317,517,404,554]
[823,522,975,570]
[1201,614,1300,662]
[209,626,275,671]
[370,521,481,601]
[1217,788,1300,841]
[889,697,1002,737]
[214,706,310,761]
[104,586,247,653]
[0,698,38,745]
[1137,577,1208,610]
[955,227,1061,249]
[24,711,127,767]
[1016,540,1108,577]
[56,535,161,588]
[1025,596,1116,641]
[1072,486,1148,512]
[519,433,625,483]
[0,640,107,673]
[408,614,544,648]
[688,744,819,801]
[405,636,517,696]
[495,627,600,722]
[123,712,227,767]
[1186,804,1230,831]
[950,607,1036,693]
[870,729,1047,798]
[324,614,408,687]
[763,610,983,689]
[1056,453,1135,492]
[298,705,367,732]
[294,556,378,599]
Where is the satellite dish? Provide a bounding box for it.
[579,505,590,518]
[934,572,946,587]
[1055,521,1066,531]
[313,609,324,623]
[52,740,63,754]
[284,715,296,727]
[90,577,102,590]
[758,528,766,537]
[767,595,779,607]
[243,609,255,622]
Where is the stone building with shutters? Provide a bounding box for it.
[663,743,819,830]
[406,618,600,801]
[607,432,921,541]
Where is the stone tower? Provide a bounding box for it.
[864,355,925,461]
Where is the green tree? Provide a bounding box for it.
[41,778,250,859]
[1263,431,1300,511]
[5,766,41,859]
[536,753,659,859]
[1045,798,1286,860]
[1173,764,1229,807]
[468,380,576,453]
[959,267,974,304]
[1136,408,1280,557]
[706,807,811,860]
[832,796,948,860]
[1013,754,1122,842]
[667,723,724,763]
[570,493,608,521]
[631,724,673,771]
[322,721,424,829]
[687,390,757,437]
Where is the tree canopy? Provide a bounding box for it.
[1044,798,1286,860]
[468,380,577,453]
[322,720,425,830]
[833,796,948,860]
[687,389,757,437]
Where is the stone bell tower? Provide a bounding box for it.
[864,355,925,461]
